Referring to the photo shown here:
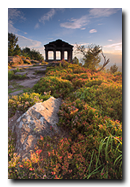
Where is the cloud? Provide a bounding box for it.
[60,15,89,29]
[89,8,120,18]
[16,34,45,56]
[38,8,64,26]
[8,8,26,21]
[104,42,122,50]
[60,8,119,30]
[8,20,19,33]
[72,43,89,49]
[103,42,122,55]
[81,28,86,30]
[39,8,56,23]
[35,23,40,29]
[89,29,97,33]
[16,34,42,48]
[8,8,26,34]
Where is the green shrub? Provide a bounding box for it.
[33,76,74,98]
[8,70,27,80]
[42,61,48,65]
[8,71,15,80]
[8,63,122,179]
[8,65,12,69]
[8,92,51,117]
[69,82,122,122]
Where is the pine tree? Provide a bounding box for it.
[8,33,18,56]
[110,64,118,74]
[76,44,102,70]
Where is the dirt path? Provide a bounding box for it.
[8,65,47,96]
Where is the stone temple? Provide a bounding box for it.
[44,39,73,62]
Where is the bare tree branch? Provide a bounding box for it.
[93,52,110,73]
[75,44,87,57]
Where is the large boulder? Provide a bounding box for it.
[13,97,62,159]
[8,56,23,65]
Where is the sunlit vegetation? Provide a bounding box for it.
[8,61,122,179]
[8,70,27,80]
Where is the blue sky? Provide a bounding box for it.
[8,8,122,70]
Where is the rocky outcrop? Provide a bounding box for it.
[8,56,23,65]
[13,97,62,159]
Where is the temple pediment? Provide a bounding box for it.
[44,39,73,49]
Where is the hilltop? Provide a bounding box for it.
[8,60,122,179]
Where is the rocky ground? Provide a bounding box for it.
[8,65,47,96]
[8,64,47,144]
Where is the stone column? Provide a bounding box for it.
[54,49,56,61]
[45,50,48,61]
[67,50,70,62]
[68,50,72,62]
[70,49,72,62]
[61,49,64,60]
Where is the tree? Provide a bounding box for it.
[8,33,18,56]
[13,44,21,56]
[23,47,30,54]
[76,44,102,70]
[21,47,31,58]
[73,56,79,65]
[30,49,44,61]
[76,44,109,72]
[95,52,109,72]
[110,64,118,74]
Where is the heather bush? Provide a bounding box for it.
[33,76,74,98]
[69,83,122,122]
[41,61,48,65]
[8,70,27,80]
[8,63,122,179]
[45,132,122,179]
[8,92,51,117]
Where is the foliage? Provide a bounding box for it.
[8,33,18,56]
[73,57,79,65]
[13,44,21,56]
[8,65,12,69]
[33,76,74,98]
[8,70,27,80]
[8,92,51,117]
[23,59,31,64]
[76,44,102,70]
[41,61,48,65]
[29,49,44,61]
[21,48,44,61]
[8,33,44,61]
[110,64,118,74]
[8,63,122,179]
[71,83,122,122]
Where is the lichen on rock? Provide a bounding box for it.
[13,96,62,159]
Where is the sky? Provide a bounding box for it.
[8,8,122,71]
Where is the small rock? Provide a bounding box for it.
[15,71,27,76]
[8,85,14,89]
[10,90,23,96]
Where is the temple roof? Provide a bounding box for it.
[44,39,73,48]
